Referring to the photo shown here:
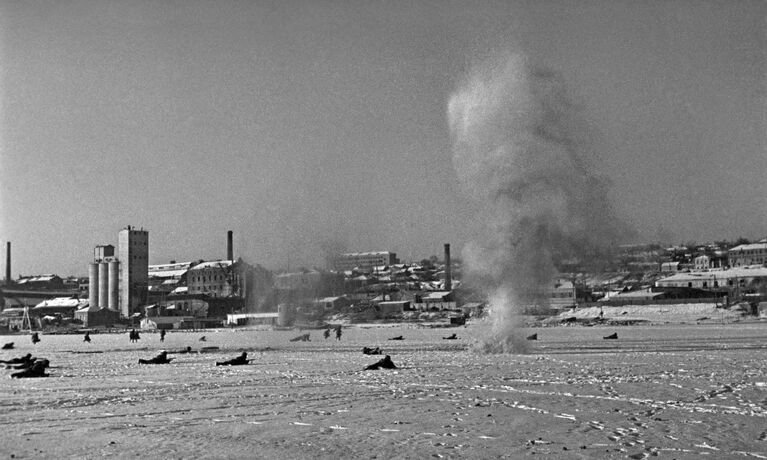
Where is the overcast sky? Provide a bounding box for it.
[1,0,765,277]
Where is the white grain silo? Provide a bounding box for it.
[88,262,99,307]
[108,260,119,310]
[98,261,109,307]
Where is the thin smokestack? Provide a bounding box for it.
[444,243,452,291]
[227,230,233,261]
[5,242,10,283]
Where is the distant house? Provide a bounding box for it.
[311,296,351,311]
[660,262,680,273]
[413,291,456,311]
[549,280,576,309]
[377,301,409,317]
[75,305,120,327]
[140,316,197,330]
[34,297,87,318]
[226,312,279,326]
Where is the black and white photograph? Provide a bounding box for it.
[1,1,765,458]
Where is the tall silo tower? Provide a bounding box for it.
[88,262,99,307]
[118,226,149,318]
[98,261,108,307]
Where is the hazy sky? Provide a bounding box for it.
[1,0,765,277]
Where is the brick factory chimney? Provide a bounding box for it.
[227,230,234,261]
[5,242,10,283]
[444,243,452,291]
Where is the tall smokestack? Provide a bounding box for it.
[227,230,233,261]
[444,243,452,291]
[5,242,11,283]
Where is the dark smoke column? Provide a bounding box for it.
[448,50,625,353]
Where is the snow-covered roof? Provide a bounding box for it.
[424,291,452,300]
[315,296,346,303]
[729,243,767,252]
[34,297,86,308]
[148,268,189,279]
[657,266,767,284]
[190,260,235,270]
[17,275,59,284]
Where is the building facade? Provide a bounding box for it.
[728,243,767,267]
[118,226,149,318]
[332,251,399,272]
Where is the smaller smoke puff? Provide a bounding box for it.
[449,50,625,353]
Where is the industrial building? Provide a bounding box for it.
[331,251,399,272]
[86,226,149,320]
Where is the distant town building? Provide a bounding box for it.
[728,243,767,267]
[187,260,242,298]
[179,258,273,317]
[660,261,680,273]
[656,266,767,292]
[118,226,149,318]
[1,274,78,308]
[147,261,194,300]
[332,251,399,272]
[548,279,577,309]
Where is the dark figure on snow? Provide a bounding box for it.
[9,357,47,371]
[362,346,382,355]
[443,333,457,340]
[31,332,40,345]
[138,351,173,364]
[388,335,404,341]
[2,342,14,350]
[129,329,140,343]
[11,359,49,378]
[1,353,33,365]
[603,332,618,340]
[83,332,91,343]
[323,328,331,340]
[216,352,250,366]
[526,333,537,341]
[199,336,206,342]
[335,326,342,341]
[160,329,166,342]
[290,333,310,342]
[364,355,397,371]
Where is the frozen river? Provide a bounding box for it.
[2,323,767,459]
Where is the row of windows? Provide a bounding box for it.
[191,275,227,283]
[192,286,227,292]
[732,249,767,255]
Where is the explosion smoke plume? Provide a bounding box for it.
[448,51,625,353]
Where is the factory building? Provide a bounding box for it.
[87,226,149,319]
[332,251,400,272]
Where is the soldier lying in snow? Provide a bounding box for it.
[138,351,173,364]
[216,352,250,366]
[364,355,397,370]
[11,359,49,378]
[362,347,382,355]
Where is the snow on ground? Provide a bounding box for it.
[556,303,750,324]
[1,322,766,459]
